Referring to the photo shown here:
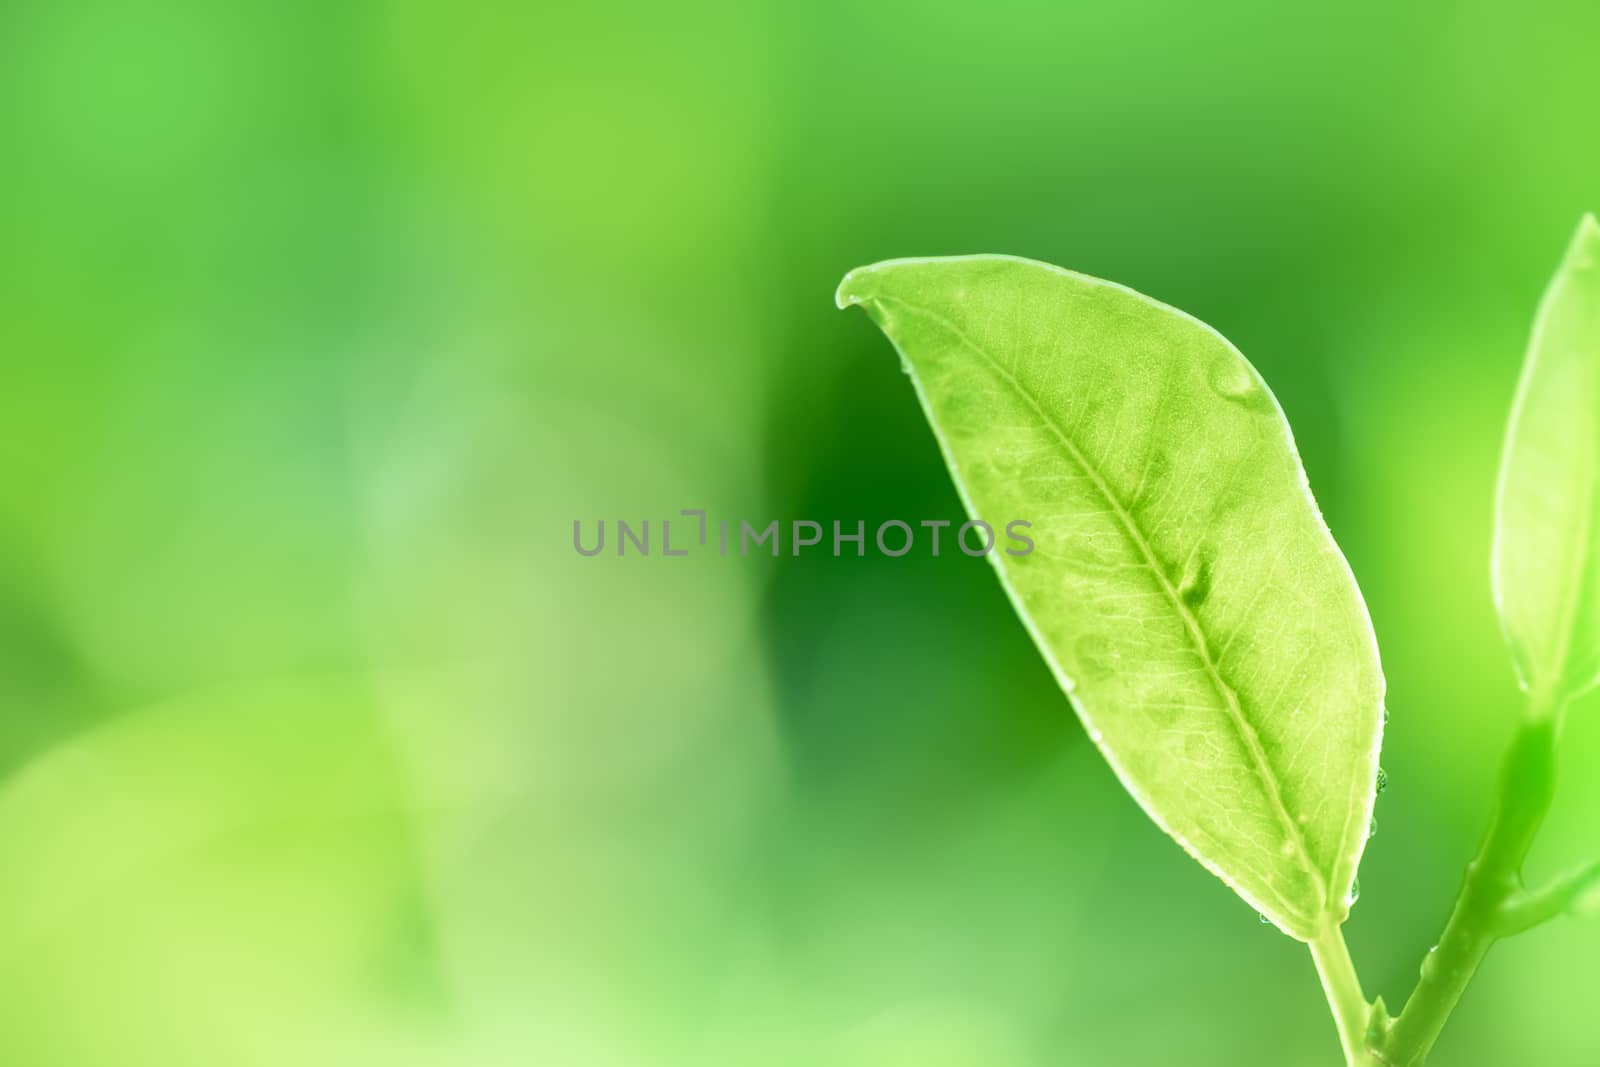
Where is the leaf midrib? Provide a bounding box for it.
[878,293,1329,919]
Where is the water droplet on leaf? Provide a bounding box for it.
[1207,355,1272,411]
[1376,767,1388,794]
[1177,545,1215,607]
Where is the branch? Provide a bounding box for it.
[1371,714,1560,1066]
[1499,859,1600,935]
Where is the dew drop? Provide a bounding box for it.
[1209,357,1251,397]
[1207,355,1271,411]
[1368,814,1378,839]
[1382,706,1391,726]
[1177,545,1215,608]
[1376,767,1389,795]
[1347,878,1361,906]
[1258,912,1273,925]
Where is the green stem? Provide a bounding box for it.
[1310,926,1375,1065]
[1500,859,1600,934]
[1373,712,1561,1065]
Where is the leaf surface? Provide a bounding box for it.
[1493,214,1600,711]
[837,256,1384,938]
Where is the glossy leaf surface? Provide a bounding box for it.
[1493,215,1600,711]
[838,256,1384,938]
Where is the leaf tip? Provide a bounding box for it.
[1567,212,1600,271]
[834,264,878,310]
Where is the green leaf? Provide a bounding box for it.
[1493,214,1600,712]
[836,256,1384,939]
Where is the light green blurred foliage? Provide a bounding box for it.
[2,0,1600,1064]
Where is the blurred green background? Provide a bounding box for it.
[3,2,1599,1064]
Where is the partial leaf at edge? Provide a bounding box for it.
[1493,214,1600,711]
[837,256,1385,940]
